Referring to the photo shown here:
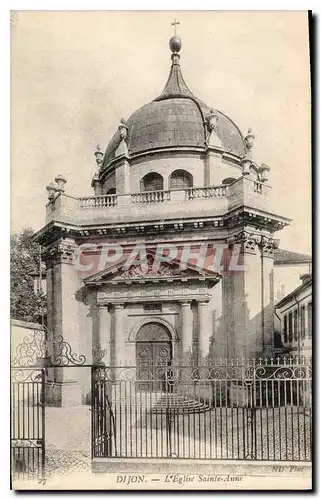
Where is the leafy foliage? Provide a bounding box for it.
[10,228,47,324]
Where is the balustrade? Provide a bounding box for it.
[185,185,227,200]
[253,182,263,194]
[70,180,265,210]
[131,190,171,204]
[78,195,117,208]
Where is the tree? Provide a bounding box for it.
[10,228,47,324]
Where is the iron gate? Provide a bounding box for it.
[10,329,91,482]
[91,359,312,461]
[11,368,46,481]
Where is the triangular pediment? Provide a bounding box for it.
[84,250,220,285]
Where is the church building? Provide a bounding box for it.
[36,34,291,405]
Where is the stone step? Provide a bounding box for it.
[152,394,211,413]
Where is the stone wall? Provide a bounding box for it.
[128,154,205,192]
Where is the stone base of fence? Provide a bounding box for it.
[92,457,312,477]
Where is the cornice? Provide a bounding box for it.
[34,204,290,247]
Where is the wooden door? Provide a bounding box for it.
[136,322,172,391]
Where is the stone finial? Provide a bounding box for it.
[240,155,252,175]
[94,145,104,167]
[205,109,222,147]
[205,109,218,133]
[245,128,255,155]
[54,174,67,192]
[118,118,128,141]
[46,182,58,200]
[115,119,129,157]
[258,163,270,182]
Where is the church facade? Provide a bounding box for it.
[36,35,291,405]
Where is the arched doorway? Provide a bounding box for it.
[136,322,172,390]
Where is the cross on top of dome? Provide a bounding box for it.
[171,18,180,35]
[169,18,182,54]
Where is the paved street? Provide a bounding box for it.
[45,406,91,477]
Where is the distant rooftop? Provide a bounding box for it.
[274,248,312,265]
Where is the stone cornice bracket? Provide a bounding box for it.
[259,235,280,258]
[42,240,76,266]
[228,230,262,255]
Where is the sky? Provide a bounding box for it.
[10,10,311,254]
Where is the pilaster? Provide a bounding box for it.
[42,238,82,406]
[222,229,278,359]
[114,303,125,366]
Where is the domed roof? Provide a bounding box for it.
[103,38,246,166]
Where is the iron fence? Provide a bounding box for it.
[92,358,312,461]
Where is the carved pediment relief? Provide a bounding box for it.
[84,252,220,285]
[115,260,194,279]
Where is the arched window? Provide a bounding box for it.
[140,172,164,192]
[222,177,236,185]
[106,187,116,195]
[169,170,193,189]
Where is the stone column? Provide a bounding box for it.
[197,300,211,361]
[180,300,193,362]
[114,304,125,366]
[96,304,111,366]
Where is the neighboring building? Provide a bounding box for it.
[35,35,292,405]
[275,274,312,356]
[29,264,47,296]
[274,249,311,303]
